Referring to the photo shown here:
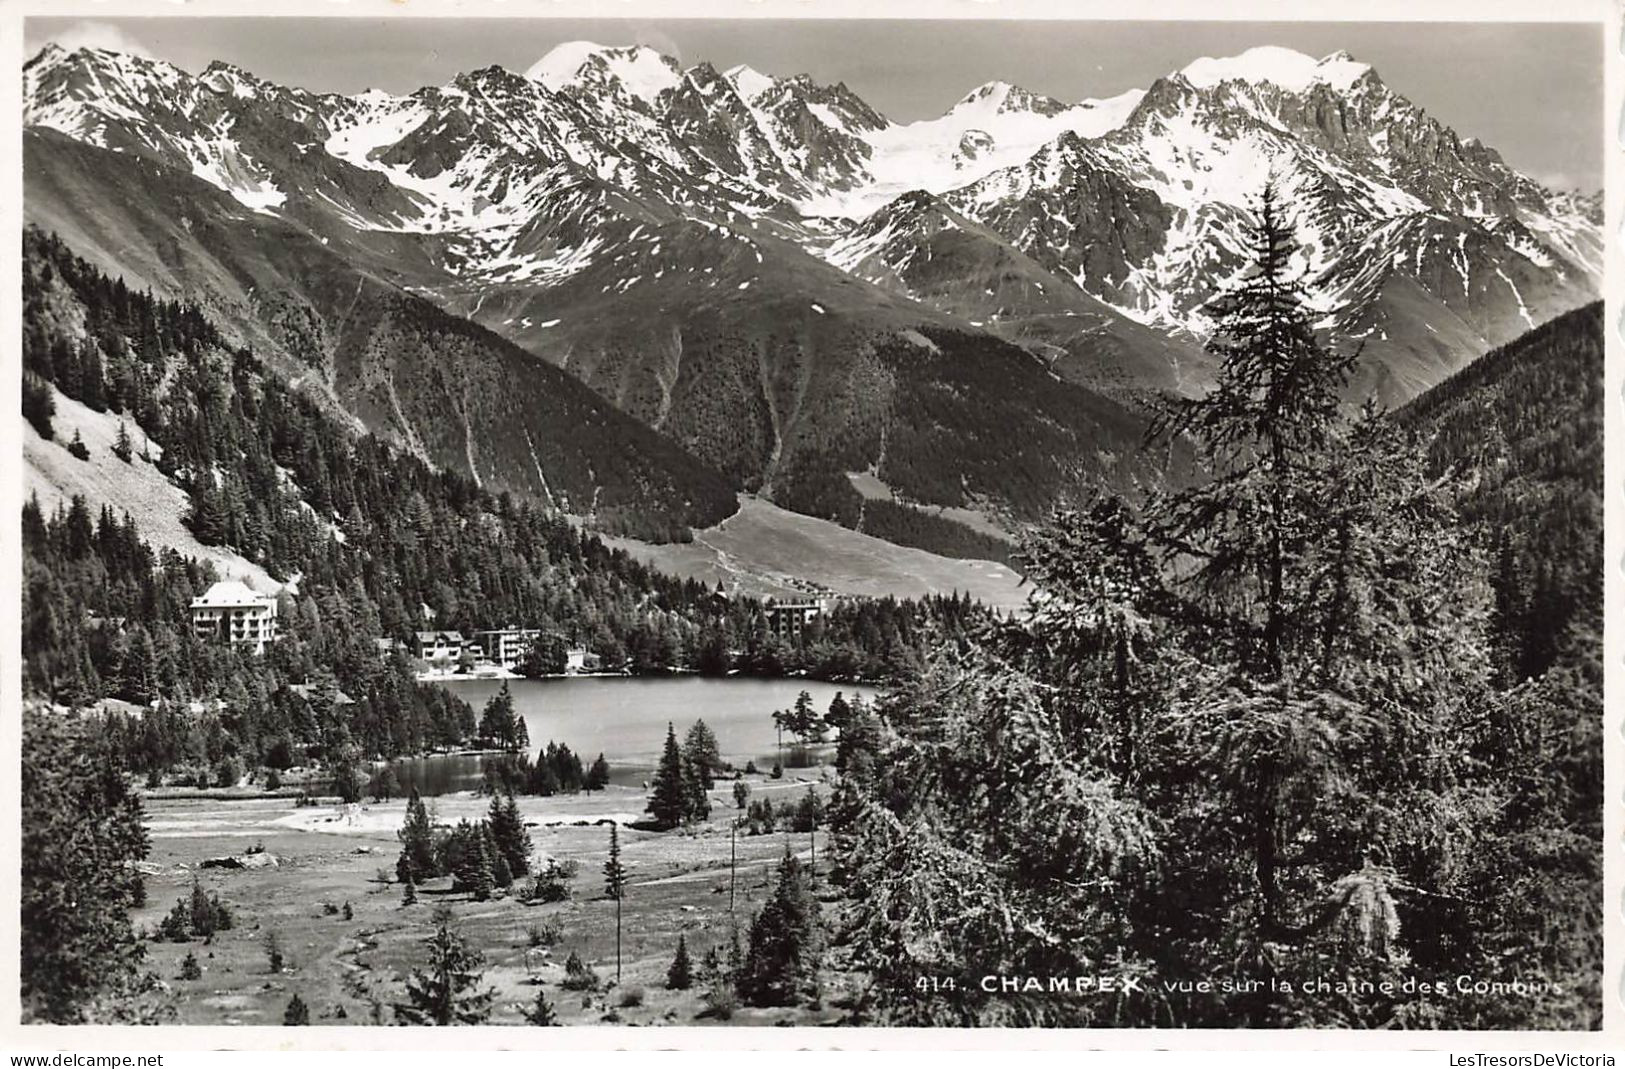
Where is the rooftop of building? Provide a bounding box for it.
[191,580,277,609]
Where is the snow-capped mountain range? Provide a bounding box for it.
[23,38,1600,426]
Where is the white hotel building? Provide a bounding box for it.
[190,580,279,656]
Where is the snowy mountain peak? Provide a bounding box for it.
[952,80,1068,118]
[723,63,777,103]
[200,60,268,99]
[25,42,69,70]
[525,41,682,104]
[18,37,1601,412]
[1180,45,1374,93]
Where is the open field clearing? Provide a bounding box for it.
[608,495,1026,610]
[133,772,843,1026]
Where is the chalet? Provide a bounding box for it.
[289,681,356,707]
[86,697,147,720]
[415,630,469,664]
[190,580,279,656]
[566,647,603,674]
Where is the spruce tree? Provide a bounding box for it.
[283,993,310,1025]
[825,691,852,733]
[396,787,437,885]
[522,987,559,1025]
[824,184,1506,1027]
[667,934,693,990]
[487,790,532,878]
[738,853,821,1007]
[478,682,519,750]
[683,720,721,788]
[646,723,688,829]
[682,753,712,824]
[585,753,611,791]
[490,845,513,891]
[112,421,133,463]
[372,765,399,802]
[603,823,629,984]
[465,828,495,902]
[392,906,494,1025]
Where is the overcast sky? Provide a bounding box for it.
[25,17,1604,190]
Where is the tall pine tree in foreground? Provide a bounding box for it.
[603,823,629,984]
[738,852,821,1007]
[21,708,153,1023]
[828,183,1583,1028]
[393,906,494,1026]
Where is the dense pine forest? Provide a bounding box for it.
[21,225,987,777]
[1400,303,1603,687]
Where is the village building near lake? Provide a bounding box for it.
[474,627,542,671]
[763,597,830,644]
[188,580,279,656]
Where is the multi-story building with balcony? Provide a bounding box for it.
[190,580,279,655]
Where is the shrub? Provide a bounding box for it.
[522,988,559,1025]
[526,920,563,948]
[703,983,737,1021]
[264,769,282,791]
[733,781,751,810]
[746,797,777,836]
[526,859,576,903]
[66,430,89,461]
[618,987,645,1008]
[561,950,599,992]
[156,901,191,942]
[186,879,232,938]
[284,993,310,1025]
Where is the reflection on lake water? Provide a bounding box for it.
[378,676,870,797]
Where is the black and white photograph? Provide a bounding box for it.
[9,2,1611,1041]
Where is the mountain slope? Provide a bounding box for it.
[23,139,738,538]
[27,121,1176,549]
[1399,302,1602,676]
